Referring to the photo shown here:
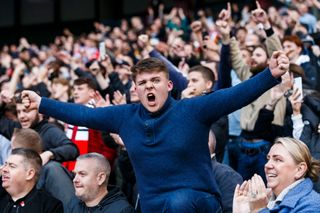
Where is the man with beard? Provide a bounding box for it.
[0,92,79,165]
[217,2,286,182]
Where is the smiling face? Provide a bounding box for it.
[135,71,173,113]
[265,143,304,196]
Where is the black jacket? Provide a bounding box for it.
[0,187,63,213]
[0,117,79,162]
[67,185,134,213]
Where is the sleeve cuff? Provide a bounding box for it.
[265,28,274,37]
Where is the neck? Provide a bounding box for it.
[10,183,35,202]
[85,188,108,207]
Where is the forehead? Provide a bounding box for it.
[268,143,291,158]
[73,84,90,89]
[283,41,297,46]
[135,71,167,81]
[6,154,24,164]
[253,47,267,55]
[74,159,96,172]
[16,103,36,113]
[188,71,205,80]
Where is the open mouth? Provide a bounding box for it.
[147,93,156,102]
[250,61,258,67]
[20,120,29,126]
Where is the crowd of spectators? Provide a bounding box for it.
[1,0,320,212]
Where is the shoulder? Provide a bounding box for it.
[283,179,320,210]
[100,186,134,212]
[67,196,84,213]
[37,121,65,135]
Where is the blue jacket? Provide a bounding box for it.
[39,68,279,213]
[259,178,320,213]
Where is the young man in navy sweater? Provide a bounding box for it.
[21,51,289,213]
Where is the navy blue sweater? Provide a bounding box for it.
[39,68,279,212]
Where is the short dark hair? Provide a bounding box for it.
[13,128,43,154]
[252,44,267,55]
[77,153,111,185]
[189,65,215,83]
[131,57,168,82]
[74,77,97,90]
[11,148,42,181]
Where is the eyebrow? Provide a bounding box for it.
[267,154,282,159]
[5,162,17,167]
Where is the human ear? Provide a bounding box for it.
[167,80,173,91]
[26,168,36,181]
[294,162,307,180]
[206,81,213,91]
[97,172,107,186]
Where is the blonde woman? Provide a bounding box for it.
[233,137,320,213]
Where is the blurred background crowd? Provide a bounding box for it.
[1,0,320,212]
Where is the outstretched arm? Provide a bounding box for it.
[21,91,127,133]
[188,51,289,124]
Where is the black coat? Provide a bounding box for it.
[67,185,134,213]
[0,117,79,162]
[0,187,63,213]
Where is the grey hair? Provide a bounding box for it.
[77,153,111,183]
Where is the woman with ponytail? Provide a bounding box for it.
[233,137,320,213]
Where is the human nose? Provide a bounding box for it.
[1,164,8,174]
[73,174,79,183]
[18,111,26,119]
[145,81,154,89]
[265,159,273,169]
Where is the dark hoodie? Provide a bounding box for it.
[67,185,134,213]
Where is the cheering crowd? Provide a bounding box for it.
[1,0,320,212]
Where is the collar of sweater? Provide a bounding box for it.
[141,96,174,118]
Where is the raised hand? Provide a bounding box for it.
[0,90,14,104]
[21,90,42,110]
[249,174,270,212]
[92,91,111,108]
[289,88,303,115]
[251,1,270,28]
[233,180,251,213]
[269,51,289,78]
[267,83,287,110]
[191,21,202,33]
[138,34,153,53]
[215,19,231,43]
[218,2,231,22]
[181,86,196,99]
[112,90,127,105]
